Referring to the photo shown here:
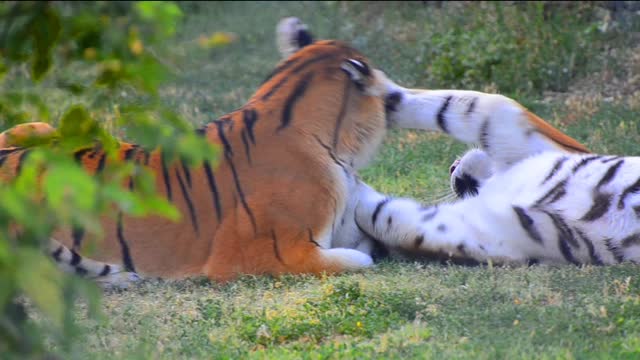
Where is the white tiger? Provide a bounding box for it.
[354,82,640,265]
[280,18,638,267]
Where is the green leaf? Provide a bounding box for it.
[58,105,104,150]
[43,161,98,214]
[31,6,61,80]
[134,1,183,38]
[15,248,65,327]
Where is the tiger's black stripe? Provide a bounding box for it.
[513,206,544,245]
[0,153,8,168]
[422,206,438,222]
[479,118,490,151]
[601,156,622,163]
[466,97,477,115]
[180,159,192,188]
[242,108,258,145]
[203,160,222,222]
[225,152,257,232]
[94,151,107,173]
[558,238,579,265]
[621,233,640,248]
[332,77,351,150]
[160,152,173,202]
[15,149,30,176]
[436,95,453,133]
[70,250,81,266]
[542,156,568,185]
[618,177,640,209]
[98,264,111,277]
[175,168,199,235]
[123,146,138,161]
[262,53,333,100]
[72,226,85,250]
[604,238,624,263]
[313,135,347,172]
[544,211,580,264]
[545,211,580,249]
[142,148,151,166]
[261,57,300,85]
[534,179,567,207]
[116,212,136,272]
[240,130,252,165]
[51,246,63,262]
[277,72,313,132]
[371,198,390,225]
[214,119,234,156]
[271,229,284,265]
[572,155,602,173]
[308,228,321,247]
[596,159,624,189]
[580,192,613,222]
[73,147,93,164]
[0,148,23,157]
[574,228,603,265]
[124,146,139,188]
[75,266,88,276]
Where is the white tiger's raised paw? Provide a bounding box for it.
[450,148,494,198]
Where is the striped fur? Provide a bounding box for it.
[353,69,640,265]
[0,25,393,282]
[355,151,640,265]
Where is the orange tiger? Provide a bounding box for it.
[0,25,393,285]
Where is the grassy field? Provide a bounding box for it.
[37,2,640,358]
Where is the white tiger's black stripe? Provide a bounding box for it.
[513,206,544,245]
[436,95,452,133]
[541,156,568,185]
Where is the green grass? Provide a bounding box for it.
[32,2,640,358]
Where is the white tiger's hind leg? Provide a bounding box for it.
[353,185,556,266]
[49,239,141,289]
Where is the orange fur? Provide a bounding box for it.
[0,122,55,148]
[523,109,589,153]
[0,41,387,281]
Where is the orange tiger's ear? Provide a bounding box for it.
[0,122,57,148]
[524,109,589,153]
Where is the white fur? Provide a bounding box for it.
[355,149,640,265]
[276,17,309,58]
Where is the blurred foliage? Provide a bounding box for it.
[418,2,621,95]
[0,1,220,358]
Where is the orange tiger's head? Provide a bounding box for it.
[251,20,389,170]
